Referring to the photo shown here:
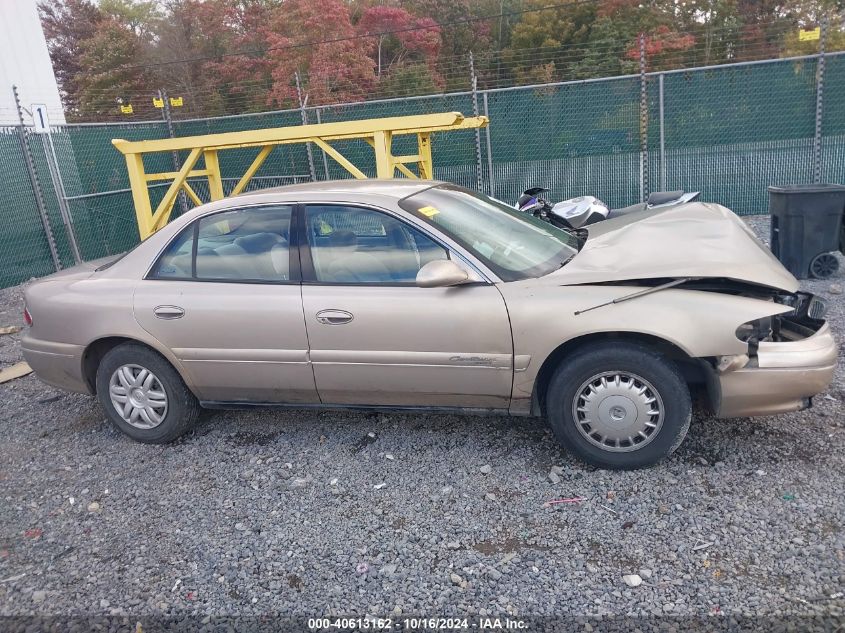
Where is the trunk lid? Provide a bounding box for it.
[30,254,125,284]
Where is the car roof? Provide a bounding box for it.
[236,178,442,200]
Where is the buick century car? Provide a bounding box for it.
[21,181,837,469]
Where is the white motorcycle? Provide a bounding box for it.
[516,188,701,230]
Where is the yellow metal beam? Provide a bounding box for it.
[123,152,154,238]
[311,138,368,179]
[182,181,204,206]
[372,131,393,178]
[394,155,423,164]
[203,150,225,201]
[146,170,211,182]
[112,113,486,155]
[112,112,489,239]
[231,145,274,196]
[394,162,418,179]
[417,133,433,179]
[150,147,203,233]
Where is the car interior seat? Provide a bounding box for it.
[323,230,392,282]
[198,231,288,280]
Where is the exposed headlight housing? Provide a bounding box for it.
[775,291,826,321]
[735,317,772,343]
[807,295,827,320]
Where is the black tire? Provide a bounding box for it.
[95,343,200,443]
[809,252,839,279]
[546,342,691,470]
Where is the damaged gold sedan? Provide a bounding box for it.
[21,181,837,469]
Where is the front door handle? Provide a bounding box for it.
[316,309,353,325]
[154,305,185,320]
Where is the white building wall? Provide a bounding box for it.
[0,0,66,126]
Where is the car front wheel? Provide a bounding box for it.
[95,343,200,443]
[546,342,691,469]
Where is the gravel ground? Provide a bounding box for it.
[0,216,843,631]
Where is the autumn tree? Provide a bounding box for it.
[356,6,441,77]
[199,1,280,114]
[262,0,375,106]
[402,0,492,60]
[38,0,104,113]
[38,0,845,120]
[504,0,697,82]
[147,0,275,116]
[354,4,442,95]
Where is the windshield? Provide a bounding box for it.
[399,184,579,281]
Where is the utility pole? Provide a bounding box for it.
[160,89,188,214]
[469,52,484,192]
[813,16,829,184]
[639,33,649,202]
[295,72,317,181]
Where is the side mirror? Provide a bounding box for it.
[416,259,470,288]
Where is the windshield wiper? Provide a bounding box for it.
[574,277,698,316]
[559,254,576,268]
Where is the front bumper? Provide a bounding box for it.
[714,322,838,418]
[20,334,90,394]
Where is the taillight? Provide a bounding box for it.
[23,307,32,327]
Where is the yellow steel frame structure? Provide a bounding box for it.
[112,112,489,239]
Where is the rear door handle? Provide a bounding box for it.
[154,305,185,320]
[316,309,353,325]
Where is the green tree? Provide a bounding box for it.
[75,17,150,117]
[379,62,442,97]
[502,0,598,83]
[99,0,160,37]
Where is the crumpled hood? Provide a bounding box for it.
[553,202,799,292]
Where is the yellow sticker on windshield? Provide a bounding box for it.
[418,206,440,217]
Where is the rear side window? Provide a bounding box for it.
[196,206,292,281]
[149,226,194,279]
[148,205,293,282]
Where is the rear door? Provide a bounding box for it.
[133,204,318,404]
[299,203,514,409]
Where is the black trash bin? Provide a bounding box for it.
[768,183,845,279]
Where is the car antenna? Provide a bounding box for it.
[573,278,697,316]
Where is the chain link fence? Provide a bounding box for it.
[2,51,843,288]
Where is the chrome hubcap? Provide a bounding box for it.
[572,371,664,453]
[109,364,168,429]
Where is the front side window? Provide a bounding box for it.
[399,185,580,281]
[305,205,448,284]
[149,205,293,282]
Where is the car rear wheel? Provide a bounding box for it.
[95,343,199,443]
[546,342,691,469]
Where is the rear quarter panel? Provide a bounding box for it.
[24,275,191,392]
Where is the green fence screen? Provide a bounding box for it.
[1,53,842,288]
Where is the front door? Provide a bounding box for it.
[134,204,318,404]
[300,204,513,408]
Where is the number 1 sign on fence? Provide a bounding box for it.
[31,104,49,134]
